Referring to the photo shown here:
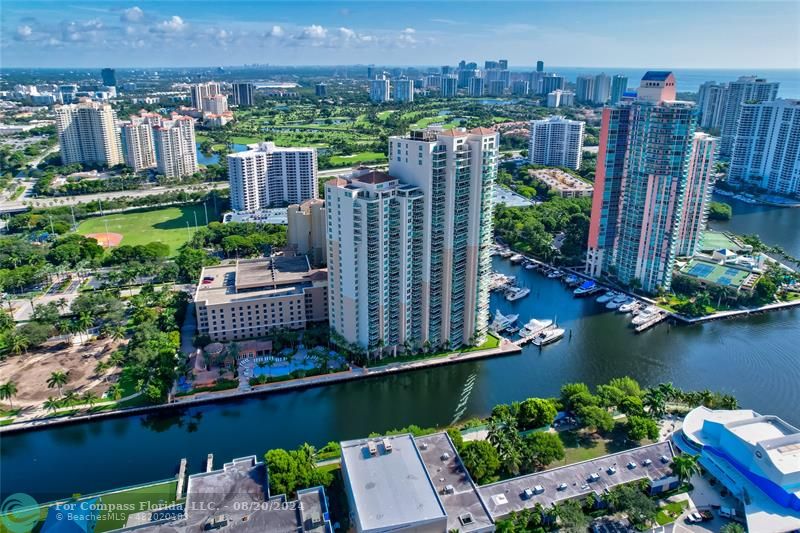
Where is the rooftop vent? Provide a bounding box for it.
[458,513,474,526]
[367,441,378,456]
[382,438,392,453]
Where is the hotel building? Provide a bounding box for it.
[152,116,198,179]
[54,100,123,167]
[325,127,497,353]
[587,72,715,293]
[728,99,800,196]
[228,142,318,211]
[528,116,585,170]
[194,256,328,342]
[190,81,221,111]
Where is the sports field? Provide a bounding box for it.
[77,204,219,255]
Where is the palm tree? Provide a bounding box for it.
[109,351,125,367]
[671,454,700,485]
[43,397,62,414]
[0,381,18,409]
[62,389,79,406]
[6,330,29,355]
[643,388,666,418]
[77,312,94,340]
[82,391,99,408]
[109,325,126,342]
[107,383,123,401]
[47,371,69,396]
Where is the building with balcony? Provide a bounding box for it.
[54,100,123,167]
[586,72,715,293]
[326,126,497,354]
[528,168,593,198]
[528,116,585,170]
[194,255,328,342]
[152,116,198,179]
[287,198,327,266]
[228,142,318,211]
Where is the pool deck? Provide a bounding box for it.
[0,340,521,435]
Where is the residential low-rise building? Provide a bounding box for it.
[194,256,328,342]
[528,168,593,198]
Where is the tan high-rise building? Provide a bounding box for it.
[190,81,221,111]
[153,116,198,179]
[326,127,498,355]
[54,100,123,167]
[287,199,327,266]
[120,112,161,172]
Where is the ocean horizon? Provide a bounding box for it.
[521,67,800,98]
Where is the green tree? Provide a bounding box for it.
[82,391,99,408]
[0,380,18,408]
[608,376,642,397]
[446,427,464,451]
[522,431,565,470]
[47,370,69,395]
[265,445,332,497]
[516,398,557,430]
[626,416,659,442]
[577,405,614,434]
[609,482,658,529]
[43,396,61,414]
[555,499,588,533]
[459,440,501,484]
[670,454,700,484]
[560,382,591,411]
[5,329,30,355]
[720,523,746,533]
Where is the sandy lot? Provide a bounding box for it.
[0,337,125,409]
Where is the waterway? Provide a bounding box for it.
[1,205,799,503]
[710,193,800,258]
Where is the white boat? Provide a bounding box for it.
[547,270,564,279]
[505,287,531,301]
[520,318,554,337]
[499,249,513,258]
[618,300,638,313]
[525,263,536,270]
[510,254,525,264]
[632,306,659,325]
[606,295,628,309]
[573,280,597,296]
[532,327,565,346]
[596,291,616,303]
[490,309,518,331]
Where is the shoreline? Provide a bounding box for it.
[0,339,521,435]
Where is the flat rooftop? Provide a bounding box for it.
[679,257,751,289]
[700,230,749,253]
[122,456,331,533]
[414,433,494,532]
[478,441,675,519]
[341,434,446,531]
[196,256,325,306]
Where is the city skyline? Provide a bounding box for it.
[3,1,799,69]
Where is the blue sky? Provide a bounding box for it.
[2,1,798,68]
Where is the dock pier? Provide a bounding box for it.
[176,458,187,499]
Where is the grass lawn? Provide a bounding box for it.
[365,333,502,368]
[94,480,178,532]
[553,423,639,467]
[77,204,220,256]
[656,500,689,525]
[329,151,387,166]
[230,135,262,144]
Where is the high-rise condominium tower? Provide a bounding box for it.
[393,79,414,103]
[696,81,727,130]
[587,72,716,293]
[728,99,800,195]
[576,76,595,103]
[528,116,585,170]
[121,113,161,172]
[369,78,390,103]
[718,76,779,158]
[190,81,221,111]
[593,73,611,104]
[54,100,123,167]
[610,75,628,104]
[228,142,318,211]
[101,68,116,87]
[232,83,254,107]
[325,127,498,354]
[153,116,198,179]
[677,133,718,257]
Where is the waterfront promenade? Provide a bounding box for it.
[0,338,521,434]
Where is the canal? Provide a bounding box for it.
[2,203,799,503]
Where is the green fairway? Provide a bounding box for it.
[329,151,387,166]
[77,204,219,255]
[95,480,179,532]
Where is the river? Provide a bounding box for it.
[2,203,799,503]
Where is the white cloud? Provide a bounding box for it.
[296,24,327,41]
[152,15,186,33]
[121,6,145,23]
[265,25,284,38]
[15,24,33,40]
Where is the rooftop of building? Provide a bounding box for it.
[678,257,755,290]
[195,255,326,306]
[227,141,316,157]
[478,441,675,519]
[641,71,673,81]
[414,433,494,532]
[340,434,447,531]
[118,456,331,533]
[528,168,593,191]
[352,169,396,185]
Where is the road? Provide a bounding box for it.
[0,166,366,213]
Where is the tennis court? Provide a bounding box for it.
[679,258,750,289]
